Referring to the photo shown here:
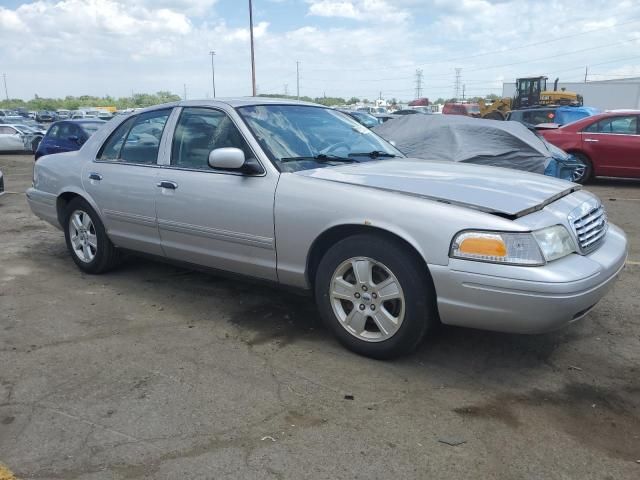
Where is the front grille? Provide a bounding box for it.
[570,202,607,253]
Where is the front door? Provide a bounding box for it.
[82,108,173,255]
[155,106,278,281]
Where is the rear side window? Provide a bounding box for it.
[0,126,16,135]
[98,109,171,164]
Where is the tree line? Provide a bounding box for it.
[0,91,182,111]
[0,91,504,111]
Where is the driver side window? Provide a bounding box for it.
[171,107,253,170]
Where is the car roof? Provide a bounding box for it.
[133,98,327,115]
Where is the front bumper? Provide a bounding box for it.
[429,223,627,334]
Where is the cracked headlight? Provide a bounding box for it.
[533,225,576,262]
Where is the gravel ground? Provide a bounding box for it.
[1,153,639,480]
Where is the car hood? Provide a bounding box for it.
[294,158,578,217]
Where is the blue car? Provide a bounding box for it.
[506,106,600,128]
[35,120,105,160]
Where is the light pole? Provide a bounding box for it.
[248,0,256,96]
[209,51,216,98]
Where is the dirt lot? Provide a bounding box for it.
[1,153,639,479]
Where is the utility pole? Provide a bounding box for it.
[296,61,300,100]
[248,0,257,96]
[2,74,8,103]
[284,83,289,96]
[183,83,187,101]
[209,51,216,98]
[584,66,588,83]
[414,69,423,98]
[454,68,462,100]
[462,84,466,100]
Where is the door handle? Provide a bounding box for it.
[88,172,102,181]
[584,138,599,143]
[157,180,178,190]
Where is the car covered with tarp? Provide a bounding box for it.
[372,114,583,181]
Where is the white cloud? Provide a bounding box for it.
[307,0,409,23]
[0,0,639,102]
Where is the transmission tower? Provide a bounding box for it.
[414,69,423,98]
[454,68,462,101]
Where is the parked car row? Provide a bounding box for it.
[27,99,627,359]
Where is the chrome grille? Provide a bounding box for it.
[569,200,607,253]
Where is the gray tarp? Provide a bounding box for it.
[372,114,553,174]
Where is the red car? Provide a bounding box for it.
[540,110,640,183]
[442,102,480,117]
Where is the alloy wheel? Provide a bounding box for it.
[68,210,97,263]
[329,257,405,342]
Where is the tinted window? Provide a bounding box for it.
[171,107,252,170]
[98,109,170,164]
[584,116,638,134]
[0,126,16,135]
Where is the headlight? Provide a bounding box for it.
[450,225,576,266]
[532,225,575,262]
[451,231,544,265]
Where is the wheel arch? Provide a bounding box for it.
[56,188,102,227]
[305,224,432,290]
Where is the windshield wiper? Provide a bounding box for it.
[348,151,397,159]
[280,154,358,164]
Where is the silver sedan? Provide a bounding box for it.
[27,99,628,358]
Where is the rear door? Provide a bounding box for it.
[582,115,640,177]
[82,108,173,255]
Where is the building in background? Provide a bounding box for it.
[502,77,640,110]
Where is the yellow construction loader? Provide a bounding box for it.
[479,77,583,120]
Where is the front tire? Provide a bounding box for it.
[63,197,120,274]
[571,152,593,184]
[315,234,436,359]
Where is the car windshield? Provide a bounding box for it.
[237,104,403,172]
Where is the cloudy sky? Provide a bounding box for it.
[1,0,640,101]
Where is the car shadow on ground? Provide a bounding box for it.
[115,255,574,372]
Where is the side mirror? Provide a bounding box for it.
[208,147,245,170]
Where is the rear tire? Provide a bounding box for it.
[63,197,120,274]
[571,152,593,184]
[315,234,436,359]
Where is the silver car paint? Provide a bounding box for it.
[295,159,575,216]
[27,99,628,335]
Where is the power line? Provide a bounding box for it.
[302,15,640,74]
